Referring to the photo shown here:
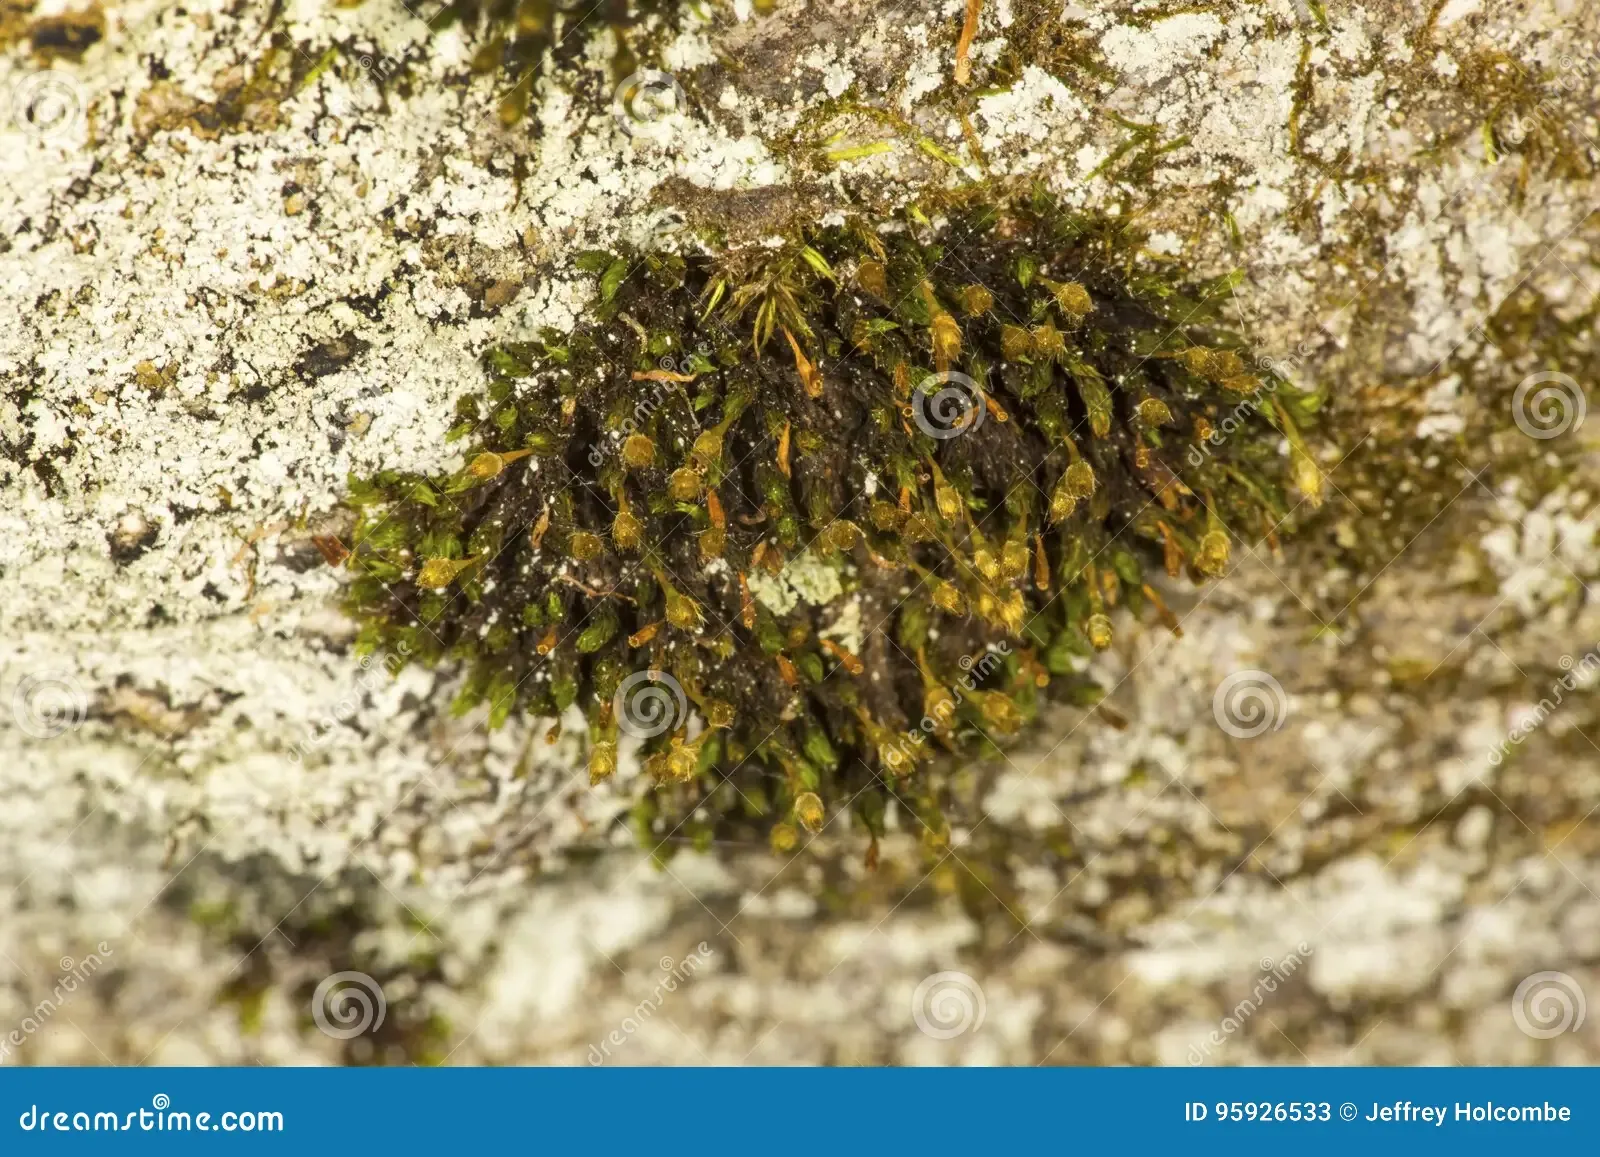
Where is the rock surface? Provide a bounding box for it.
[3,0,1600,1063]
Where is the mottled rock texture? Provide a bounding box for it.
[3,0,1599,1064]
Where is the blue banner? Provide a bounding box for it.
[1,1068,1594,1153]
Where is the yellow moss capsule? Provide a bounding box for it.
[416,556,476,588]
[770,822,799,853]
[690,428,724,471]
[978,690,1024,733]
[707,700,736,729]
[1032,322,1065,360]
[1000,538,1030,580]
[973,546,1000,582]
[823,519,860,553]
[1293,448,1325,508]
[668,466,703,501]
[1066,460,1097,499]
[998,589,1026,635]
[665,587,704,632]
[569,531,603,561]
[1136,397,1173,426]
[613,508,644,551]
[1048,479,1077,525]
[1001,324,1034,362]
[856,259,888,298]
[794,791,825,833]
[1195,529,1230,577]
[1208,350,1246,379]
[621,433,656,469]
[932,468,963,522]
[959,284,994,316]
[1056,281,1092,318]
[931,580,966,615]
[1086,612,1113,650]
[666,742,698,783]
[930,311,962,371]
[589,740,618,785]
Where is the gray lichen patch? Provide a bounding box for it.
[3,0,1600,1067]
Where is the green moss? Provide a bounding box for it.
[343,189,1322,857]
[421,0,703,123]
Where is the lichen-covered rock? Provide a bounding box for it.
[3,0,1599,1064]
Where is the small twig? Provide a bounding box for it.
[556,573,636,603]
[955,0,982,85]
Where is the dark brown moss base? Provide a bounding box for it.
[343,190,1322,859]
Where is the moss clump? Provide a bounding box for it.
[425,0,702,124]
[343,190,1322,857]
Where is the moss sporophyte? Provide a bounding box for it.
[343,192,1324,857]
